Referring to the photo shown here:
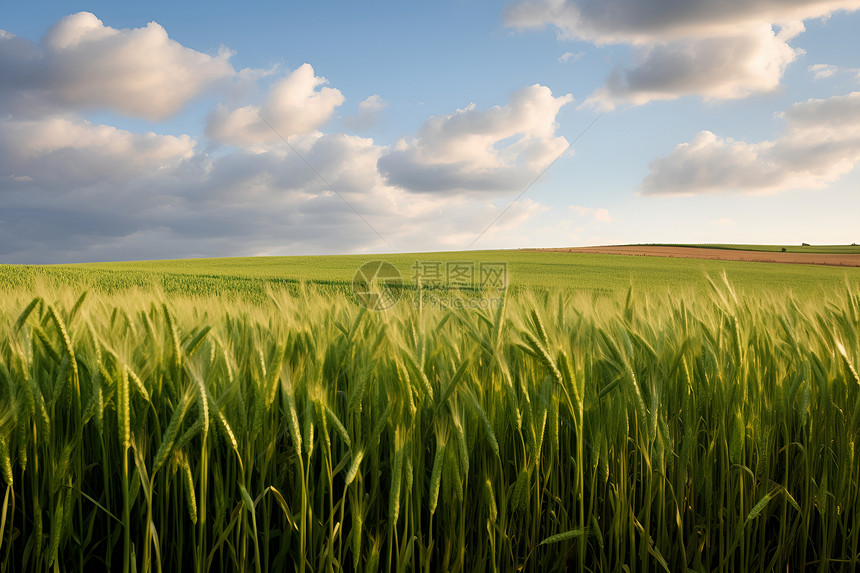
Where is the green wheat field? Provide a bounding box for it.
[1,249,859,571]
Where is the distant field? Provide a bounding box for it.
[2,249,860,300]
[652,243,860,254]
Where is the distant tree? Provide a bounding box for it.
[781,247,787,252]
[802,242,810,247]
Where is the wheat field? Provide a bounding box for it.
[0,276,859,571]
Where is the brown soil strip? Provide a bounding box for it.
[529,246,860,268]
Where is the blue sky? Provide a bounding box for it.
[2,1,859,262]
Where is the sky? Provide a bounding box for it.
[1,1,859,263]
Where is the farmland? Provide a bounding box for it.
[534,245,860,270]
[3,249,860,300]
[659,243,860,255]
[1,252,859,571]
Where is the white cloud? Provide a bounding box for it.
[378,84,573,193]
[506,0,860,107]
[0,114,552,263]
[640,91,860,194]
[585,26,800,109]
[505,0,859,44]
[206,63,345,147]
[0,14,562,262]
[0,12,234,120]
[570,205,612,222]
[809,63,839,79]
[558,50,584,63]
[0,116,195,187]
[808,62,860,80]
[359,95,388,113]
[0,124,375,261]
[344,94,389,131]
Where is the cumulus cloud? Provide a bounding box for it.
[0,114,552,263]
[0,14,559,262]
[0,116,195,189]
[585,26,799,108]
[640,91,860,194]
[0,124,374,262]
[0,12,234,119]
[206,64,345,147]
[505,0,858,44]
[506,0,860,108]
[378,84,573,193]
[343,94,389,131]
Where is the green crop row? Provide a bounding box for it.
[4,248,860,299]
[0,277,858,571]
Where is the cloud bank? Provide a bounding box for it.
[640,91,860,194]
[0,13,572,262]
[507,0,860,108]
